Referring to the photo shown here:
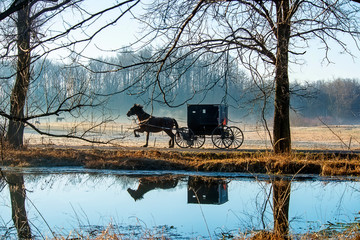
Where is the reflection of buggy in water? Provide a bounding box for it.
[175,104,244,149]
[187,176,228,205]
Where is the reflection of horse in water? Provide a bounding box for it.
[127,176,179,201]
[126,104,179,148]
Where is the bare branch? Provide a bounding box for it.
[0,0,32,21]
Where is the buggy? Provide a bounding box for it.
[175,104,244,149]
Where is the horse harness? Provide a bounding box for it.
[133,112,175,131]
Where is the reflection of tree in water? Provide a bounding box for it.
[3,172,32,239]
[252,177,291,240]
[24,172,139,191]
[272,178,291,239]
[0,171,358,239]
[0,175,6,191]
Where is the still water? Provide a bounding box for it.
[0,168,359,239]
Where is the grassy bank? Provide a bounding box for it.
[2,146,360,176]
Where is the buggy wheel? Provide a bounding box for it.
[190,135,205,148]
[211,126,233,149]
[175,127,194,148]
[228,126,244,149]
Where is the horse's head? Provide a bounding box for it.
[127,104,143,117]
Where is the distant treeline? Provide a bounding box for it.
[291,79,360,125]
[0,51,359,125]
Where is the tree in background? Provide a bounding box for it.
[291,78,360,124]
[134,0,360,153]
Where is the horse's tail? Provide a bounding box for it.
[173,118,179,130]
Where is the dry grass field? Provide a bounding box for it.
[23,121,360,151]
[0,121,354,176]
[3,143,360,176]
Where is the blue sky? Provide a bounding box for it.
[53,0,360,83]
[289,38,360,82]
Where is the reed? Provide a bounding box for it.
[2,147,360,176]
[52,227,360,239]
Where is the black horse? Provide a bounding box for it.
[126,104,179,148]
[127,176,179,201]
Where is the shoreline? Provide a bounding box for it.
[1,145,360,177]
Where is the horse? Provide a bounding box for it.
[126,104,179,148]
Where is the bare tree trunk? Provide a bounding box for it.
[8,173,32,239]
[273,0,291,154]
[272,179,291,239]
[6,3,31,148]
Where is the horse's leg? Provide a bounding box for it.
[165,130,175,148]
[135,126,146,138]
[143,132,149,147]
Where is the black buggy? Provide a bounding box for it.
[175,104,244,149]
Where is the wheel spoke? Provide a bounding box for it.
[191,135,205,148]
[228,126,244,149]
[211,126,233,149]
[175,127,194,148]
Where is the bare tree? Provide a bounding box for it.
[0,0,140,148]
[134,0,360,153]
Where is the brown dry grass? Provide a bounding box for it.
[23,123,360,150]
[2,146,360,176]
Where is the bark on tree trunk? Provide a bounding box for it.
[272,179,291,239]
[8,173,32,239]
[6,3,31,148]
[273,0,291,154]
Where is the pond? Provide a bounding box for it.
[0,168,359,239]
